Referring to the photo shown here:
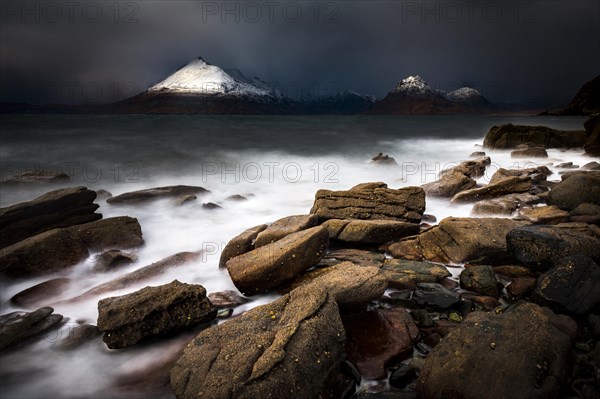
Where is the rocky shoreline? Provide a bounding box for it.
[1,116,599,399]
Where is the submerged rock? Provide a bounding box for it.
[413,283,461,310]
[371,153,398,165]
[388,217,529,264]
[107,185,210,205]
[0,186,100,249]
[1,170,70,185]
[10,278,71,308]
[416,302,576,399]
[93,250,137,273]
[511,148,548,158]
[310,182,425,223]
[226,226,328,295]
[97,280,216,349]
[55,323,102,350]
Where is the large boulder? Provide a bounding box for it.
[507,224,600,271]
[97,280,216,349]
[483,124,588,149]
[547,173,600,210]
[584,115,600,156]
[416,302,576,399]
[0,307,64,351]
[388,217,529,264]
[489,166,551,185]
[342,308,419,379]
[67,216,144,251]
[0,186,100,249]
[218,224,268,268]
[310,182,425,223]
[0,228,89,277]
[170,265,383,399]
[533,256,600,314]
[323,219,419,244]
[226,226,329,295]
[107,185,210,205]
[254,215,318,247]
[451,176,532,203]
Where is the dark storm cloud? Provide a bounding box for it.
[0,0,598,106]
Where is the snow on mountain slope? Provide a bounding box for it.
[444,87,484,101]
[392,75,436,97]
[149,57,278,99]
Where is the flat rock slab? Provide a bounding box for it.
[417,302,576,399]
[10,278,71,308]
[388,217,529,265]
[343,307,419,380]
[171,264,384,399]
[310,182,425,223]
[97,280,216,349]
[518,205,570,224]
[422,170,476,198]
[323,219,419,244]
[471,193,541,216]
[0,186,100,249]
[67,216,144,251]
[507,224,600,271]
[107,185,210,205]
[226,226,329,296]
[0,307,64,352]
[534,256,600,314]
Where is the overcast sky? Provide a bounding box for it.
[1,0,599,106]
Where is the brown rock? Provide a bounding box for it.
[511,148,549,158]
[417,302,576,399]
[493,265,537,278]
[422,170,476,198]
[0,307,64,352]
[388,217,529,264]
[318,249,385,268]
[93,250,137,272]
[507,276,537,297]
[547,173,600,210]
[483,124,588,149]
[10,278,71,308]
[518,205,571,224]
[0,229,89,277]
[207,290,250,309]
[310,182,425,224]
[451,176,532,203]
[489,166,551,185]
[67,216,144,251]
[0,186,100,249]
[471,193,541,216]
[381,259,450,288]
[226,226,329,296]
[459,266,501,297]
[97,280,216,349]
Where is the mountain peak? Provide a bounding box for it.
[393,75,435,97]
[149,57,277,99]
[445,87,482,101]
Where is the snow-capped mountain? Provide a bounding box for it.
[370,75,496,115]
[119,57,291,114]
[148,57,280,100]
[393,75,436,97]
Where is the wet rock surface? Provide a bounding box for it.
[459,265,501,297]
[507,224,600,271]
[10,278,71,308]
[0,307,64,352]
[97,280,216,349]
[389,217,529,264]
[310,182,425,223]
[92,250,137,272]
[66,216,144,251]
[417,302,576,399]
[483,124,588,149]
[547,173,600,210]
[381,259,450,288]
[0,186,100,249]
[343,307,419,379]
[533,256,600,314]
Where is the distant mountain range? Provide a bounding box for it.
[3,56,595,115]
